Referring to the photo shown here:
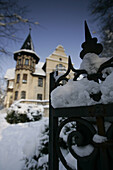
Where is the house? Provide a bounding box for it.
[4,31,70,115]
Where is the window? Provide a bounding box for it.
[8,81,14,89]
[37,94,42,100]
[59,58,62,61]
[18,59,21,65]
[38,77,43,87]
[56,64,66,71]
[25,59,29,65]
[21,91,26,99]
[32,61,34,67]
[16,74,20,83]
[22,74,27,83]
[14,91,18,100]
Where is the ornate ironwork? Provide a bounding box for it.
[49,21,113,170]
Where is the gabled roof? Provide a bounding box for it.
[21,33,34,51]
[47,44,68,59]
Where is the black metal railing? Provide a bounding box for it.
[49,21,113,170]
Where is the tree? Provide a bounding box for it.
[89,0,113,57]
[0,0,39,55]
[0,77,6,109]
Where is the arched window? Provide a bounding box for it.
[56,64,66,71]
[21,91,26,99]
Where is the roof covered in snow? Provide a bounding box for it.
[33,62,46,76]
[4,68,15,80]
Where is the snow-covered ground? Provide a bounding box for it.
[0,108,78,170]
[0,108,48,170]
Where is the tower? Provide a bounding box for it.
[13,30,40,101]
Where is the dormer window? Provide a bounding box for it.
[25,59,29,65]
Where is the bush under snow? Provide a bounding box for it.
[6,103,44,123]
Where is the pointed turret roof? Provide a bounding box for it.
[21,32,34,51]
[14,30,40,64]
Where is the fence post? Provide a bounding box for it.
[49,72,59,170]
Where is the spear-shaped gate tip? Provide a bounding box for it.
[85,20,92,42]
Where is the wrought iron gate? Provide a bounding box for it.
[49,21,113,170]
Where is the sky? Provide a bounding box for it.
[2,0,99,75]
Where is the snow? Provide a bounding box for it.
[51,53,113,108]
[51,78,100,108]
[14,49,39,59]
[0,109,47,170]
[13,99,49,104]
[59,152,77,170]
[101,71,113,104]
[72,144,94,157]
[8,102,44,115]
[4,68,15,80]
[38,154,48,167]
[93,134,107,143]
[0,108,78,170]
[80,53,108,74]
[33,62,46,76]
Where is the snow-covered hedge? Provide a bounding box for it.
[24,118,49,169]
[6,103,44,124]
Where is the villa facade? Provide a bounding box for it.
[4,32,71,114]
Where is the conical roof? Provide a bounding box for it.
[14,31,39,64]
[21,33,34,51]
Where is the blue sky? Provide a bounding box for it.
[3,0,99,75]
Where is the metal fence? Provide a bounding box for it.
[49,21,113,170]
